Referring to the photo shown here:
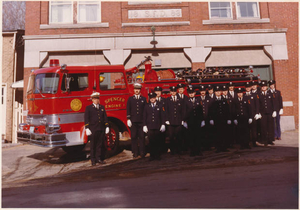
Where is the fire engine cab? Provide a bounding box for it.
[18,57,258,156]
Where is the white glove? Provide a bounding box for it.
[201,120,205,127]
[279,109,283,115]
[258,113,262,119]
[234,120,238,125]
[248,118,253,124]
[160,125,166,132]
[105,127,110,134]
[165,121,170,125]
[143,126,148,133]
[254,114,259,120]
[85,128,92,136]
[227,120,232,125]
[127,119,132,128]
[183,121,188,129]
[210,120,214,125]
[272,111,277,118]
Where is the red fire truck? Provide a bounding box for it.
[18,57,258,156]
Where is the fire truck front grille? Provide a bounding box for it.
[17,131,67,147]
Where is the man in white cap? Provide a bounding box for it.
[84,92,110,166]
[127,83,146,158]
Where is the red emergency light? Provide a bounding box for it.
[50,59,60,67]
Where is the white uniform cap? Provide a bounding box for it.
[91,92,100,98]
[133,83,142,89]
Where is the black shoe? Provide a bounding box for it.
[253,143,258,147]
[149,157,155,161]
[278,137,281,140]
[91,162,96,166]
[269,142,275,145]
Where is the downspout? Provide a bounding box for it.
[12,32,17,143]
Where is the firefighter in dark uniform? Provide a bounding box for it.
[84,92,110,166]
[222,85,235,147]
[177,83,189,151]
[251,80,262,142]
[143,92,166,161]
[209,85,231,153]
[269,80,283,140]
[185,86,204,156]
[207,84,215,99]
[258,80,276,146]
[228,82,237,99]
[199,85,213,150]
[154,86,168,152]
[244,82,260,147]
[127,83,147,158]
[233,88,253,149]
[165,86,187,155]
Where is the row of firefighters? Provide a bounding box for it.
[84,79,283,165]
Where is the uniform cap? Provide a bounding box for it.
[214,85,221,92]
[154,86,162,91]
[91,92,100,98]
[245,82,252,87]
[199,85,206,91]
[170,86,177,92]
[261,80,268,87]
[187,86,195,93]
[133,83,142,89]
[251,80,258,85]
[222,85,228,91]
[177,83,185,89]
[148,92,157,99]
[236,87,244,93]
[207,84,213,90]
[229,82,234,87]
[268,80,276,85]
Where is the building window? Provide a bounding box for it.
[236,2,259,18]
[78,1,101,23]
[209,2,232,18]
[50,1,73,24]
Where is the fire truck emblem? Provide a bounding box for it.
[70,99,82,111]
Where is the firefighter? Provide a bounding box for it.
[199,85,213,150]
[154,86,168,153]
[222,85,235,147]
[251,80,262,142]
[177,83,189,151]
[127,83,147,158]
[209,85,231,153]
[165,86,187,155]
[233,88,253,149]
[84,92,110,166]
[143,92,166,161]
[228,82,237,99]
[258,80,276,146]
[185,86,204,156]
[207,84,215,99]
[244,82,260,147]
[268,80,283,140]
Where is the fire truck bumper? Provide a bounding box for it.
[17,131,67,147]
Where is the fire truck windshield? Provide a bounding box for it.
[30,73,60,94]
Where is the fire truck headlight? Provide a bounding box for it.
[40,117,47,125]
[19,123,27,131]
[46,124,61,133]
[26,117,33,124]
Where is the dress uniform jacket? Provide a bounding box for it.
[199,95,212,120]
[209,97,230,122]
[259,91,275,115]
[185,97,203,126]
[269,89,283,112]
[244,92,259,118]
[143,102,165,130]
[84,104,109,132]
[126,95,146,122]
[165,96,185,126]
[156,97,166,109]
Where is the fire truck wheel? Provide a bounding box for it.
[105,122,121,158]
[62,144,86,154]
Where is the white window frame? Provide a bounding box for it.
[49,1,73,24]
[236,2,260,19]
[77,1,101,23]
[128,1,181,5]
[209,2,233,19]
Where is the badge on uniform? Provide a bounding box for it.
[157,108,159,110]
[101,109,104,111]
[251,97,253,99]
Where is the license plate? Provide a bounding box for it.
[29,126,35,133]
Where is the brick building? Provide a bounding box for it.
[2,30,25,142]
[23,1,298,130]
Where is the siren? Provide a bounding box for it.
[50,59,60,67]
